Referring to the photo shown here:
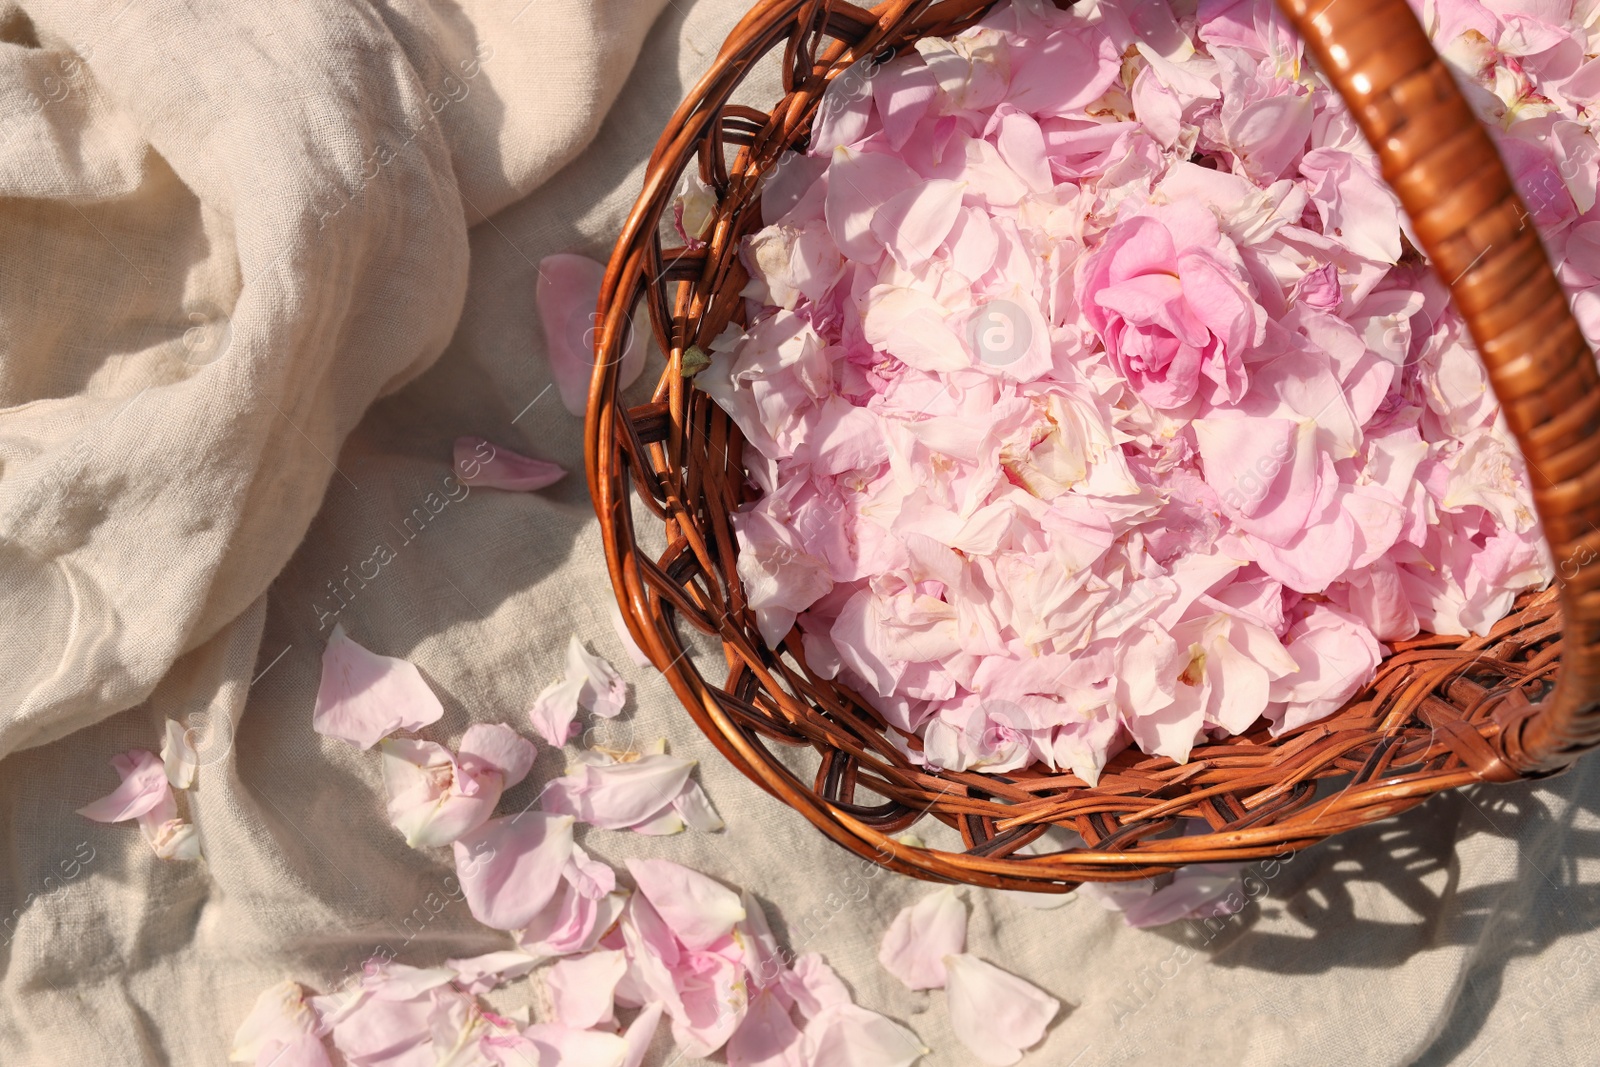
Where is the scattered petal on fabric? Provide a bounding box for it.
[568,637,628,717]
[625,858,746,951]
[160,718,198,790]
[1110,864,1248,928]
[878,886,966,990]
[800,1001,928,1067]
[541,744,720,835]
[727,989,805,1067]
[670,779,725,833]
[537,252,644,417]
[544,949,628,1030]
[313,960,454,1067]
[381,723,535,847]
[621,1002,665,1067]
[530,636,630,746]
[78,749,173,824]
[530,675,587,748]
[447,949,542,995]
[453,813,576,931]
[783,953,853,1019]
[454,435,565,491]
[312,624,444,750]
[943,954,1060,1066]
[145,818,203,861]
[80,751,201,861]
[229,980,327,1066]
[608,601,652,667]
[521,1024,630,1067]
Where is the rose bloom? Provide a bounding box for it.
[1081,202,1266,409]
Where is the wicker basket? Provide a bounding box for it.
[585,0,1600,891]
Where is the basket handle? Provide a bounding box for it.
[1275,0,1600,774]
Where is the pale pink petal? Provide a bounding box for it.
[609,602,652,667]
[861,285,971,371]
[459,723,537,788]
[872,55,938,151]
[567,843,619,899]
[454,435,565,492]
[1116,864,1247,928]
[799,1002,927,1067]
[569,636,628,718]
[992,109,1052,193]
[312,624,444,750]
[782,953,852,1020]
[478,1032,548,1067]
[1267,606,1383,732]
[453,813,576,930]
[250,1033,332,1067]
[1131,66,1182,147]
[824,147,921,262]
[870,179,966,267]
[878,886,966,990]
[810,66,875,156]
[727,990,805,1067]
[318,967,441,1067]
[943,954,1060,1066]
[615,893,680,1012]
[670,779,724,833]
[160,718,198,790]
[379,738,486,848]
[78,749,172,823]
[521,1024,629,1067]
[621,1003,665,1067]
[536,252,644,418]
[1006,26,1120,117]
[517,885,628,961]
[673,168,718,248]
[446,949,541,995]
[624,858,746,950]
[530,675,586,747]
[229,979,324,1065]
[628,808,688,836]
[540,751,689,830]
[546,949,628,1030]
[143,818,202,861]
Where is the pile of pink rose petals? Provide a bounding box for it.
[702,0,1573,782]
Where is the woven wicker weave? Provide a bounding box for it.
[585,0,1600,891]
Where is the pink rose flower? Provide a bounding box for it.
[1081,203,1266,409]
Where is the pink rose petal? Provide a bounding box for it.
[78,749,172,824]
[878,886,966,990]
[454,435,565,492]
[624,858,746,951]
[312,625,444,750]
[546,949,628,1030]
[453,813,576,931]
[536,252,645,418]
[943,954,1059,1066]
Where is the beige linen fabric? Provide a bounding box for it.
[1,1,1598,1065]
